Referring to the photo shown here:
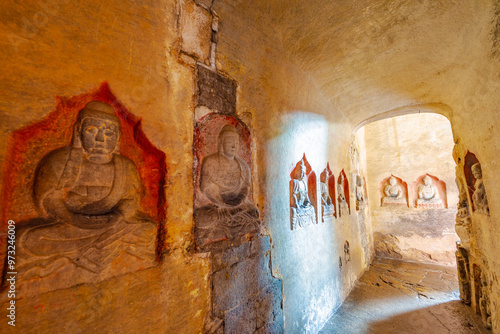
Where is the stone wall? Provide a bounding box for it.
[363,113,458,265]
[213,2,374,332]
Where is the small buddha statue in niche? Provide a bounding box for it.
[194,125,260,247]
[291,159,316,229]
[320,169,335,221]
[18,101,157,279]
[471,163,489,215]
[382,176,406,205]
[355,175,366,210]
[417,175,442,207]
[338,173,348,217]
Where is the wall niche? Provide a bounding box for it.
[290,154,317,229]
[412,174,447,208]
[380,175,408,207]
[320,163,336,222]
[463,152,489,215]
[337,169,350,217]
[193,113,260,252]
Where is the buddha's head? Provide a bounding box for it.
[471,163,482,180]
[73,101,121,164]
[299,159,307,180]
[389,176,397,186]
[423,175,432,186]
[356,175,364,187]
[218,125,239,159]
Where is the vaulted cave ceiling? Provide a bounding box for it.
[224,0,499,127]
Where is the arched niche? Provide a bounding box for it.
[379,174,408,207]
[337,169,350,217]
[289,154,317,229]
[412,173,447,209]
[320,163,336,221]
[463,151,480,212]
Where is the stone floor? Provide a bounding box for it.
[320,257,490,334]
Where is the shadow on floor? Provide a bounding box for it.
[319,257,488,334]
[368,300,484,334]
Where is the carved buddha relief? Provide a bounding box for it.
[381,176,407,206]
[17,101,157,282]
[415,174,445,208]
[471,163,489,215]
[320,165,336,222]
[290,156,317,229]
[337,170,349,217]
[355,174,367,211]
[194,120,260,250]
[463,152,489,215]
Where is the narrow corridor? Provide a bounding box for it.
[320,257,489,334]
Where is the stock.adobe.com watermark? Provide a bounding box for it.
[6,220,17,326]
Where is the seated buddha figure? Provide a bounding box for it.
[417,175,442,206]
[355,175,366,210]
[320,169,335,221]
[194,125,260,248]
[338,173,349,217]
[382,176,406,205]
[291,159,316,229]
[471,163,489,215]
[17,101,157,280]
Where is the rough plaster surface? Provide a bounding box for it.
[1,251,210,333]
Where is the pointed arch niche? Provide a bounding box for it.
[289,154,317,230]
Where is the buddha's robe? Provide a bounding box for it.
[194,153,260,247]
[291,178,316,228]
[17,147,156,278]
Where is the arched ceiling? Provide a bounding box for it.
[248,0,498,126]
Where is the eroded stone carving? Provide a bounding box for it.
[17,101,157,281]
[355,175,366,211]
[291,159,316,229]
[455,178,472,245]
[456,243,471,305]
[471,163,489,215]
[344,241,350,263]
[338,172,349,217]
[320,167,335,222]
[416,175,442,208]
[382,176,406,206]
[194,124,260,249]
[456,178,470,220]
[479,272,492,329]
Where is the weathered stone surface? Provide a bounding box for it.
[1,252,210,333]
[196,65,237,114]
[212,246,271,315]
[211,240,251,272]
[180,0,212,62]
[211,236,283,333]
